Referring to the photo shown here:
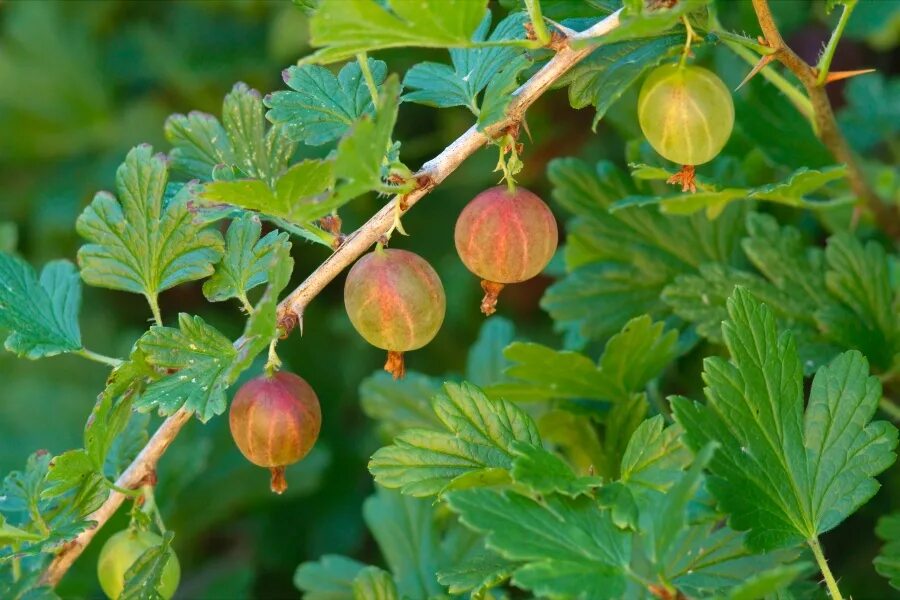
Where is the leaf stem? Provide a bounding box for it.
[710,28,776,55]
[76,348,124,368]
[809,537,843,600]
[141,484,167,534]
[357,52,379,106]
[878,397,900,422]
[524,0,551,45]
[816,0,857,86]
[102,478,143,497]
[146,293,163,327]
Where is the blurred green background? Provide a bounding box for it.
[0,1,897,598]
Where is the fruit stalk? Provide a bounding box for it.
[751,0,900,240]
[40,8,626,587]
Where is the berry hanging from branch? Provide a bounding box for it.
[343,247,446,379]
[455,186,558,316]
[229,371,322,493]
[638,17,734,193]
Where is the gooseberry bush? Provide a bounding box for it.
[1,0,899,599]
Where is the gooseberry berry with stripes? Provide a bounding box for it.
[637,64,734,191]
[344,248,446,379]
[454,185,558,315]
[229,371,321,494]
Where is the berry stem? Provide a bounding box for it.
[480,281,506,316]
[269,466,288,494]
[265,339,281,377]
[678,16,697,68]
[384,351,405,380]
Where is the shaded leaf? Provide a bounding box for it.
[202,215,290,306]
[294,555,367,600]
[369,382,541,496]
[166,82,295,185]
[0,256,81,358]
[404,12,528,113]
[265,59,386,146]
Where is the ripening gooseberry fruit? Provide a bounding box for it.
[344,248,446,379]
[637,64,734,192]
[229,371,322,494]
[454,186,558,315]
[97,529,180,599]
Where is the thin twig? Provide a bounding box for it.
[277,10,623,328]
[41,410,191,586]
[751,0,900,240]
[40,9,624,587]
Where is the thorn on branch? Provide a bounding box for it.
[819,68,876,85]
[735,53,777,90]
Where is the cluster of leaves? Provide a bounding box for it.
[298,286,896,599]
[3,0,900,597]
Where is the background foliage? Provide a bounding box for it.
[0,0,898,598]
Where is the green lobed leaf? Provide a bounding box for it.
[333,75,402,200]
[672,287,898,551]
[135,314,237,422]
[0,255,81,358]
[837,72,900,153]
[265,58,387,146]
[612,166,851,217]
[541,158,746,341]
[76,145,224,314]
[663,213,899,373]
[304,0,489,65]
[403,12,528,114]
[619,416,691,495]
[436,552,516,596]
[200,159,336,229]
[446,488,631,599]
[476,53,532,131]
[488,315,676,403]
[561,34,681,128]
[359,371,443,438]
[0,453,105,558]
[232,240,294,377]
[368,381,541,497]
[351,567,398,600]
[165,82,296,185]
[575,0,709,45]
[202,214,290,306]
[120,531,177,600]
[876,512,900,590]
[509,441,602,497]
[295,555,367,600]
[464,316,515,387]
[819,232,899,370]
[362,487,443,598]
